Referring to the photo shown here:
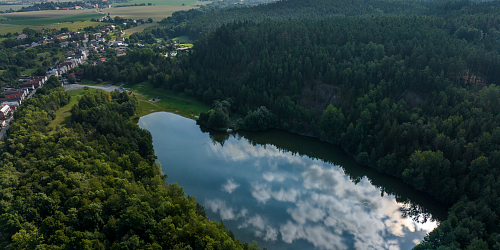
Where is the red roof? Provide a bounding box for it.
[5,94,22,98]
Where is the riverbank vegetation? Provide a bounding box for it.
[0,76,259,249]
[78,0,500,248]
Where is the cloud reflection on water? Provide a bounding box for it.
[204,139,438,250]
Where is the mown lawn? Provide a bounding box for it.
[127,81,210,121]
[49,87,104,130]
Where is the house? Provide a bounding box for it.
[78,33,88,39]
[177,47,190,53]
[62,7,74,10]
[2,89,28,99]
[0,98,21,107]
[94,33,102,38]
[71,42,79,47]
[31,42,38,47]
[118,31,125,37]
[5,94,24,101]
[32,76,48,84]
[99,58,107,63]
[116,37,124,41]
[47,68,59,76]
[74,6,81,9]
[54,33,70,39]
[17,34,28,40]
[0,104,10,118]
[60,41,69,47]
[97,37,106,42]
[19,81,35,90]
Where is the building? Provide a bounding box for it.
[177,47,190,53]
[17,34,28,40]
[1,89,28,98]
[0,104,9,119]
[54,33,70,40]
[19,81,35,90]
[0,97,21,107]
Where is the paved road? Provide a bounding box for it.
[64,84,121,92]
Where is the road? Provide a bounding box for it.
[64,84,121,92]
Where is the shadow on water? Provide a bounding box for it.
[201,126,449,223]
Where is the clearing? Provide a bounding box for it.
[49,87,104,129]
[126,81,210,120]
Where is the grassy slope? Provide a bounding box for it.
[0,24,30,34]
[49,88,104,129]
[127,81,210,120]
[107,5,196,22]
[123,22,155,37]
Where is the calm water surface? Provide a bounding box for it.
[138,112,448,250]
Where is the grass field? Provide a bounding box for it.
[107,5,196,22]
[0,24,30,34]
[172,35,189,42]
[0,20,100,35]
[49,87,104,130]
[112,0,197,7]
[123,22,155,37]
[0,4,25,11]
[127,81,209,120]
[0,10,104,25]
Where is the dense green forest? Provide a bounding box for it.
[137,0,430,41]
[79,0,500,248]
[0,76,261,249]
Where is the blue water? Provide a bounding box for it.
[139,112,447,250]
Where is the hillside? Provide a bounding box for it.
[140,0,430,40]
[79,0,500,249]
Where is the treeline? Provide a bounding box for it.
[138,0,430,41]
[0,76,260,249]
[18,2,80,11]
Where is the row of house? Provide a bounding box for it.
[0,76,48,107]
[47,49,87,76]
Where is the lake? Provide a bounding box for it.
[138,112,448,250]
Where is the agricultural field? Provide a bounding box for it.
[112,0,197,7]
[0,9,104,25]
[0,4,25,11]
[123,22,155,37]
[107,5,196,22]
[0,24,30,34]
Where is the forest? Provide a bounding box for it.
[77,0,500,248]
[0,76,261,249]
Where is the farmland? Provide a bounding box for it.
[112,0,197,7]
[0,9,104,25]
[0,4,25,11]
[123,22,155,36]
[107,5,196,22]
